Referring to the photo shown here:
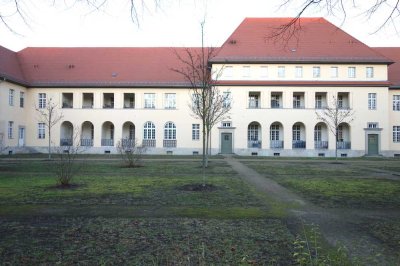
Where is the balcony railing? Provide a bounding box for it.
[82,104,93,109]
[315,141,328,149]
[121,139,135,147]
[103,104,114,109]
[81,139,93,146]
[270,140,284,149]
[101,139,114,146]
[337,141,351,149]
[248,140,261,148]
[293,140,306,149]
[271,101,281,108]
[248,99,259,108]
[60,138,72,146]
[142,139,156,147]
[62,102,73,108]
[124,103,135,109]
[163,139,177,148]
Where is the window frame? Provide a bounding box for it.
[312,66,321,78]
[164,122,176,140]
[143,121,156,139]
[393,95,400,111]
[38,93,46,109]
[348,67,356,78]
[38,123,45,139]
[393,126,400,142]
[330,66,338,78]
[295,66,303,78]
[144,93,156,109]
[368,93,377,110]
[164,93,176,109]
[9,89,14,106]
[277,66,285,78]
[366,67,374,78]
[192,124,200,140]
[8,121,13,139]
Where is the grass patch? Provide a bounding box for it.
[243,159,400,209]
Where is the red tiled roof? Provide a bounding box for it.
[0,46,27,85]
[212,18,392,64]
[374,47,400,88]
[16,47,202,87]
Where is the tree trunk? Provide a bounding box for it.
[48,127,51,160]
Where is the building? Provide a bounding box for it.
[0,17,399,157]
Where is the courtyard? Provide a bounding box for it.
[0,155,399,265]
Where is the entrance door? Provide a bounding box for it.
[221,133,232,154]
[368,134,379,155]
[18,127,25,146]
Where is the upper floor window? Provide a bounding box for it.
[38,93,46,109]
[393,95,400,111]
[271,93,281,108]
[248,92,260,108]
[368,93,376,110]
[348,67,356,78]
[295,66,303,78]
[330,67,338,78]
[259,66,268,78]
[144,93,156,109]
[277,66,285,78]
[242,66,250,77]
[19,92,24,108]
[313,66,321,78]
[223,91,231,108]
[393,126,400,142]
[8,121,13,139]
[164,93,176,109]
[9,89,14,106]
[315,94,322,109]
[367,122,378,129]
[223,66,233,77]
[366,67,374,78]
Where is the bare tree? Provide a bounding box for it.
[116,137,147,168]
[36,98,64,160]
[315,95,355,160]
[276,0,400,39]
[172,21,231,172]
[54,126,83,187]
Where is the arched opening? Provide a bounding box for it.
[122,122,135,146]
[81,121,94,146]
[270,122,284,149]
[60,121,73,146]
[101,121,114,146]
[247,122,261,148]
[292,122,306,149]
[314,122,329,149]
[337,123,351,149]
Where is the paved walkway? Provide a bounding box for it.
[224,155,398,265]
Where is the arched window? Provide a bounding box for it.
[248,123,259,141]
[143,122,155,139]
[164,122,176,140]
[270,124,280,141]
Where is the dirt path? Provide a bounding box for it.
[224,155,398,265]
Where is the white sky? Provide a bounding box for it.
[1,0,400,51]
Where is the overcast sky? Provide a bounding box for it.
[1,0,400,51]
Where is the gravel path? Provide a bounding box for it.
[224,155,399,265]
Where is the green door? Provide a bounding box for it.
[221,133,233,154]
[368,134,379,155]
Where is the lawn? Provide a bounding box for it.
[0,157,294,265]
[1,156,399,264]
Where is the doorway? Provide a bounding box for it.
[18,127,25,147]
[367,134,379,155]
[220,133,233,154]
